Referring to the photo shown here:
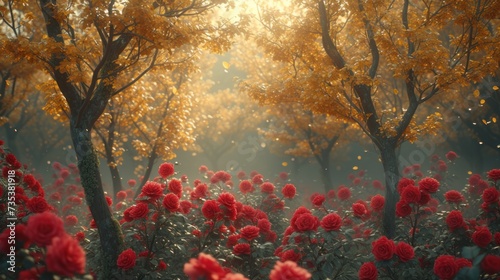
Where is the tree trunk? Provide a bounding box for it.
[319,150,333,191]
[104,145,123,197]
[70,124,123,278]
[379,142,400,239]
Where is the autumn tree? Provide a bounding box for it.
[260,103,355,190]
[2,0,243,276]
[241,0,500,237]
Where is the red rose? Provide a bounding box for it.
[445,210,466,232]
[233,243,251,255]
[194,183,210,198]
[358,262,377,280]
[487,168,500,182]
[184,253,227,280]
[293,213,319,232]
[480,254,500,274]
[337,186,351,201]
[282,184,296,199]
[269,261,311,280]
[444,190,464,203]
[434,255,458,280]
[395,242,414,262]
[239,180,254,194]
[252,174,264,184]
[240,225,260,241]
[218,192,236,207]
[495,232,500,245]
[311,194,326,207]
[140,181,164,200]
[397,178,415,194]
[371,236,396,261]
[64,215,78,227]
[472,226,492,248]
[455,258,472,269]
[223,273,248,280]
[370,194,385,212]
[320,213,342,231]
[168,179,183,198]
[202,200,221,220]
[27,196,50,213]
[279,249,302,262]
[257,219,272,232]
[46,235,86,277]
[418,177,440,193]
[130,203,149,219]
[260,182,275,194]
[401,185,421,204]
[445,151,458,161]
[158,162,175,178]
[417,191,431,205]
[352,203,368,217]
[117,248,137,270]
[163,193,180,212]
[482,187,499,204]
[396,201,412,217]
[26,211,65,247]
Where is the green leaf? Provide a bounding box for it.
[461,246,480,259]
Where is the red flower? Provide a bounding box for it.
[487,169,500,182]
[222,273,249,280]
[418,177,440,193]
[352,203,368,217]
[446,210,466,232]
[239,180,254,194]
[199,165,209,173]
[251,174,264,184]
[371,236,396,261]
[269,261,311,280]
[444,190,464,203]
[257,219,272,232]
[311,194,325,207]
[128,179,137,187]
[282,184,296,199]
[481,254,500,274]
[395,242,414,262]
[27,196,50,213]
[293,213,319,232]
[26,211,65,247]
[495,232,500,246]
[64,215,78,227]
[157,260,167,271]
[140,181,164,200]
[320,213,342,231]
[218,192,236,207]
[240,225,260,241]
[46,235,86,277]
[434,255,458,280]
[158,162,175,178]
[116,190,128,201]
[163,193,180,212]
[401,185,421,204]
[184,253,227,280]
[260,182,275,194]
[279,249,301,262]
[202,200,221,220]
[396,201,412,217]
[370,194,385,212]
[455,258,472,269]
[233,243,251,255]
[358,262,377,280]
[130,203,149,219]
[482,187,499,204]
[168,179,183,198]
[337,186,351,201]
[397,178,415,194]
[445,151,458,161]
[117,248,137,270]
[472,226,492,248]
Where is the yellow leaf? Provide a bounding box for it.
[222,61,230,69]
[492,117,497,123]
[352,166,358,170]
[357,155,362,160]
[480,99,485,105]
[473,89,480,98]
[482,119,487,125]
[393,89,399,95]
[493,85,499,90]
[282,161,288,167]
